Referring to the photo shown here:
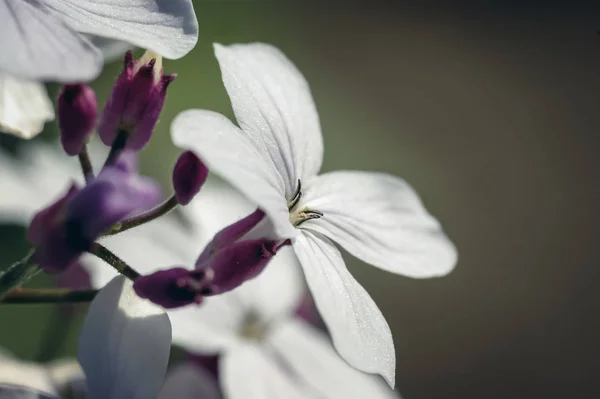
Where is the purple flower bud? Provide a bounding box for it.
[134,239,289,309]
[27,167,161,273]
[98,51,176,151]
[133,267,209,309]
[58,84,98,156]
[28,184,81,273]
[172,151,208,205]
[196,238,287,296]
[196,208,265,265]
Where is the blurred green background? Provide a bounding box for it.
[2,2,600,398]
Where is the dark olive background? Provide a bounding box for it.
[1,2,600,398]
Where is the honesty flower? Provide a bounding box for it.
[167,242,400,399]
[171,42,458,387]
[0,0,198,138]
[0,142,398,397]
[0,276,183,399]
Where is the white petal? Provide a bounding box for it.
[302,171,457,278]
[158,363,220,399]
[0,150,43,224]
[86,36,132,63]
[220,344,309,399]
[182,176,259,245]
[0,356,57,396]
[293,230,396,387]
[78,276,171,399]
[0,73,54,139]
[40,0,198,59]
[168,293,244,355]
[0,0,101,81]
[269,319,400,399]
[0,386,58,399]
[214,43,323,198]
[168,247,304,355]
[171,109,296,238]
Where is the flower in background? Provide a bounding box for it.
[0,0,198,138]
[171,42,458,387]
[0,276,187,399]
[167,241,399,399]
[0,142,402,397]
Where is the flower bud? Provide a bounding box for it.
[133,267,209,309]
[196,238,285,296]
[134,239,289,309]
[98,50,176,151]
[28,167,161,273]
[58,84,97,155]
[172,151,208,205]
[196,208,265,265]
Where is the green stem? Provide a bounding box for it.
[88,242,140,280]
[103,129,128,168]
[103,195,178,236]
[0,288,97,304]
[78,145,94,183]
[0,249,39,300]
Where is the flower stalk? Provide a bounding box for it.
[0,287,97,304]
[88,243,140,280]
[103,195,179,236]
[0,249,40,300]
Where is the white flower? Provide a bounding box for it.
[78,275,173,399]
[0,276,218,399]
[0,0,199,138]
[168,252,401,399]
[0,142,403,397]
[170,42,458,387]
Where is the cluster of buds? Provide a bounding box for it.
[28,49,282,311]
[28,161,161,272]
[133,209,290,308]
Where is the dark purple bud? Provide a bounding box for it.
[58,84,98,156]
[28,184,82,273]
[197,238,287,296]
[28,167,161,273]
[196,208,265,265]
[172,151,208,205]
[133,267,209,308]
[98,51,175,151]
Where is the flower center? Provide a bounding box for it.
[287,180,323,227]
[239,312,267,341]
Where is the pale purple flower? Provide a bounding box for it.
[28,165,160,273]
[171,42,458,387]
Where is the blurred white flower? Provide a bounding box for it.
[0,142,400,398]
[0,277,217,399]
[0,0,198,138]
[171,42,458,387]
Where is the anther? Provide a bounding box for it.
[288,179,302,211]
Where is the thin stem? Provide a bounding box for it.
[0,288,97,304]
[78,145,94,183]
[0,249,39,299]
[104,195,178,236]
[103,129,128,168]
[88,242,140,280]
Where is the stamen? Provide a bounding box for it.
[290,208,324,227]
[287,179,302,211]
